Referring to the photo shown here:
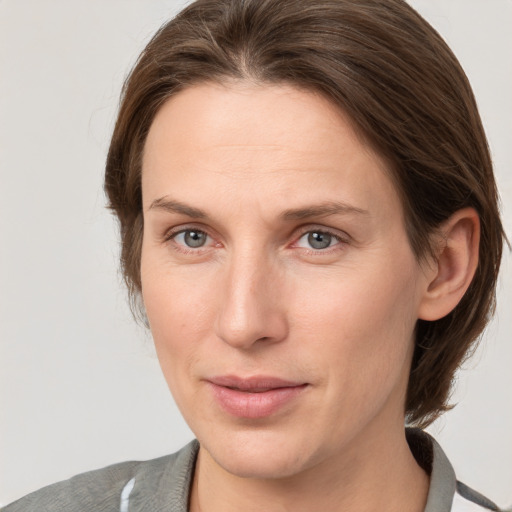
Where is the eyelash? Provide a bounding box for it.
[163,226,216,255]
[163,225,349,255]
[293,227,348,254]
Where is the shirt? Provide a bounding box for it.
[2,429,501,511]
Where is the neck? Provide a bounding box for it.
[189,423,429,512]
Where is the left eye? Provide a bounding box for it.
[296,231,339,250]
[172,229,210,248]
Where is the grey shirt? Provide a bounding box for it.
[2,429,500,511]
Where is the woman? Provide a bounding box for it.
[3,0,506,510]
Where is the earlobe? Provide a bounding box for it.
[418,208,480,321]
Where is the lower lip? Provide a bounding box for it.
[208,383,308,419]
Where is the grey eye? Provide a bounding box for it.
[176,230,208,248]
[304,231,333,249]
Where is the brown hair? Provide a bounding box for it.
[105,0,505,426]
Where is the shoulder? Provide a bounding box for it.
[2,440,199,512]
[2,459,142,512]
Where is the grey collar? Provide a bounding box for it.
[406,428,457,512]
[153,429,458,512]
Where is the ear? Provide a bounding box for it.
[418,208,480,321]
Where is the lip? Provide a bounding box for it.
[206,375,308,419]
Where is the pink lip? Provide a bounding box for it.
[206,375,308,419]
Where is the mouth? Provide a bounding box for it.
[206,375,309,418]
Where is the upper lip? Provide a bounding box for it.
[207,375,307,392]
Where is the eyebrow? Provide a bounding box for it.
[148,197,207,218]
[281,201,369,220]
[148,197,368,220]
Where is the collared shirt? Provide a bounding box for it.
[2,429,501,511]
[405,429,499,511]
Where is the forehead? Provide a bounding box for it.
[142,81,402,224]
[144,81,375,168]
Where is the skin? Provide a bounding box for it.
[140,82,479,512]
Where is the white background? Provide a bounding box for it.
[1,0,511,508]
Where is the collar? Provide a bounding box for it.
[406,428,457,512]
[143,429,458,511]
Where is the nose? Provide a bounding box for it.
[214,250,288,350]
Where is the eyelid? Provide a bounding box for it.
[163,224,220,252]
[164,222,210,240]
[290,225,351,252]
[293,224,351,242]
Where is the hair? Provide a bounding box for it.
[105,0,505,427]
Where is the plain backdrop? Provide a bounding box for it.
[1,0,511,507]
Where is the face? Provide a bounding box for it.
[141,82,431,479]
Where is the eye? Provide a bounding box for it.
[295,230,340,250]
[172,229,210,248]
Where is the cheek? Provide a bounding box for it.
[299,269,420,436]
[141,246,215,334]
[143,278,208,342]
[292,258,421,385]
[295,262,418,339]
[140,253,218,389]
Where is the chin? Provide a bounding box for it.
[214,450,309,480]
[200,427,319,480]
